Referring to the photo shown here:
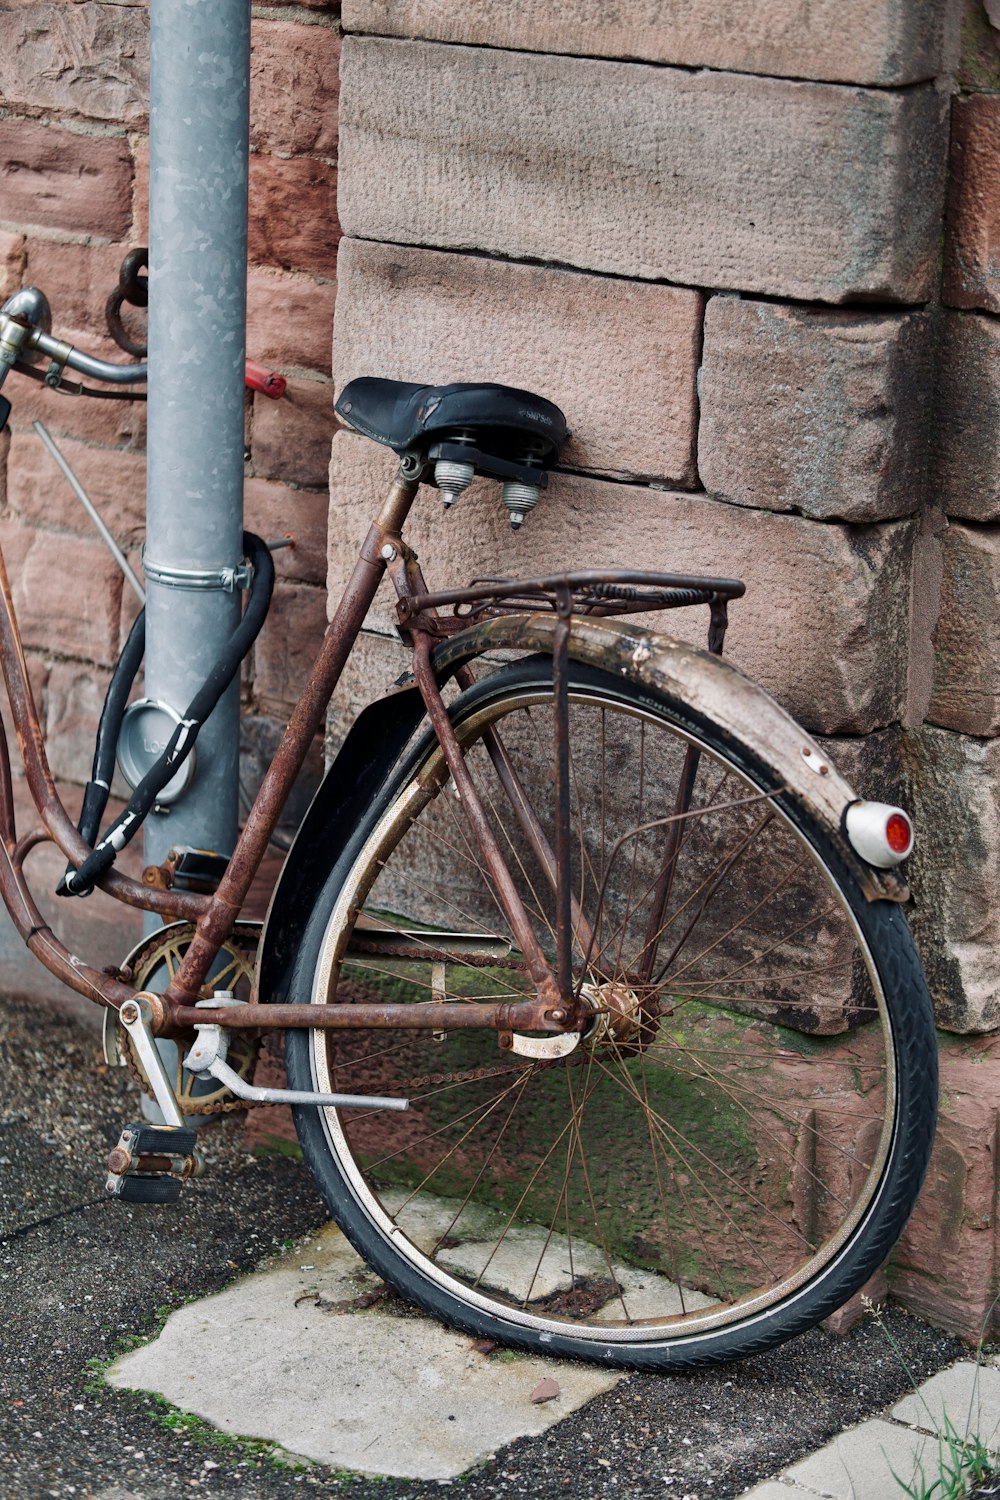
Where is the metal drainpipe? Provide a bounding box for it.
[143,0,251,1112]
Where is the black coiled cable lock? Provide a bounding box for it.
[58,532,274,897]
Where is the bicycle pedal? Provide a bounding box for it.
[111,1173,183,1205]
[105,1122,200,1203]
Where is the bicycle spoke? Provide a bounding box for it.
[635,1039,689,1314]
[590,1046,811,1267]
[298,671,921,1361]
[390,1066,539,1216]
[642,1043,867,1194]
[563,1057,631,1319]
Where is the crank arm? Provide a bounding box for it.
[118,996,186,1126]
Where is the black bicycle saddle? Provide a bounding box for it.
[335,378,569,474]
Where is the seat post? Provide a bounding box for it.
[375,455,425,535]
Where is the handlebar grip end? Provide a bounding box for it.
[244,361,286,401]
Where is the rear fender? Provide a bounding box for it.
[257,612,902,1003]
[256,679,427,1005]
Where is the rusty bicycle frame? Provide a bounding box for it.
[0,450,745,1054]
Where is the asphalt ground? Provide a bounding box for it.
[0,988,985,1500]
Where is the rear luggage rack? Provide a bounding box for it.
[396,568,746,655]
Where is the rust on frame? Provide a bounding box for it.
[0,442,763,1036]
[160,470,424,1013]
[167,997,565,1036]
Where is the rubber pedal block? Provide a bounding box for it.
[121,1122,197,1156]
[112,1173,182,1205]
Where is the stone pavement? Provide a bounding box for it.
[106,1218,621,1481]
[0,987,988,1499]
[105,1214,1000,1498]
[738,1362,1000,1498]
[105,1212,1000,1495]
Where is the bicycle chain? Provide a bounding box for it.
[122,1044,257,1114]
[405,1060,532,1090]
[348,938,529,971]
[405,1052,574,1091]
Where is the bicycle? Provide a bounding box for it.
[0,273,937,1372]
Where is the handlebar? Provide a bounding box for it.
[0,290,147,393]
[31,327,148,385]
[0,293,285,400]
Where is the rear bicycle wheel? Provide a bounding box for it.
[285,656,936,1368]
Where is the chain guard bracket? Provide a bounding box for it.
[111,921,263,1115]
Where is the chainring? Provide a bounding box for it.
[116,920,263,1115]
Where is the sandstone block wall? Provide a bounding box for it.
[330,0,1000,1057]
[916,9,1000,1055]
[322,0,1000,1340]
[344,0,949,84]
[0,0,339,990]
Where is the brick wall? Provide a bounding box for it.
[0,0,339,1001]
[325,1,1000,1335]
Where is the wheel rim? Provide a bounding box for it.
[308,681,898,1345]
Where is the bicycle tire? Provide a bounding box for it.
[285,655,937,1369]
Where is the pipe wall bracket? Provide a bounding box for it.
[143,551,253,593]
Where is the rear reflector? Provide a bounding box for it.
[844,801,914,868]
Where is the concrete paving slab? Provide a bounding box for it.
[737,1484,820,1499]
[437,1227,716,1315]
[370,1184,711,1322]
[106,1216,620,1480]
[594,1263,716,1321]
[892,1361,1000,1450]
[784,1417,934,1499]
[440,1224,609,1300]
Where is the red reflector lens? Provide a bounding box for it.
[885,812,912,855]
